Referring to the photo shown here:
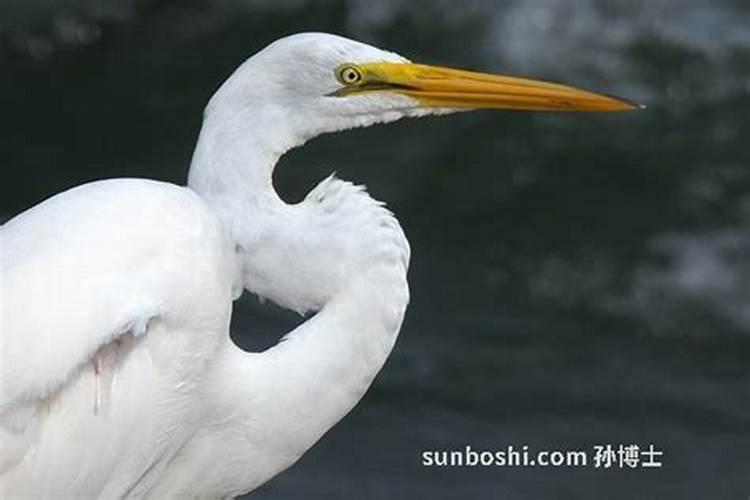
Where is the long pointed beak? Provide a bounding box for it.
[358,62,639,112]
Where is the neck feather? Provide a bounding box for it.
[178,101,410,498]
[188,106,288,212]
[191,265,408,497]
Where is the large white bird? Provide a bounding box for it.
[0,33,635,498]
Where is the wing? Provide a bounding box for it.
[0,178,234,478]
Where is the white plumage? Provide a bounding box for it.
[0,32,633,498]
[1,179,235,493]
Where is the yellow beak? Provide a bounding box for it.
[355,62,639,112]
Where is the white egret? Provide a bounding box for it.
[0,33,635,498]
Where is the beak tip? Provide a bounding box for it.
[602,93,644,112]
[622,99,647,111]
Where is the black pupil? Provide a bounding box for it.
[345,69,358,82]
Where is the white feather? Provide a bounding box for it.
[0,32,449,497]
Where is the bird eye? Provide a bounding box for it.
[336,64,363,86]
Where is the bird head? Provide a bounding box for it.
[207,32,637,143]
[195,33,639,314]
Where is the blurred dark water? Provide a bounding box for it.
[2,1,750,498]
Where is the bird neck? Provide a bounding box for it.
[204,265,408,496]
[188,105,301,302]
[182,101,410,497]
[188,105,290,215]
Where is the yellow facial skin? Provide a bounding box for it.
[332,62,639,112]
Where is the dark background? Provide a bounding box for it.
[2,1,750,498]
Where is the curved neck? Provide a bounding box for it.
[187,105,297,303]
[188,106,290,213]
[179,101,410,498]
[206,268,407,497]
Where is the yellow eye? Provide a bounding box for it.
[336,64,363,85]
